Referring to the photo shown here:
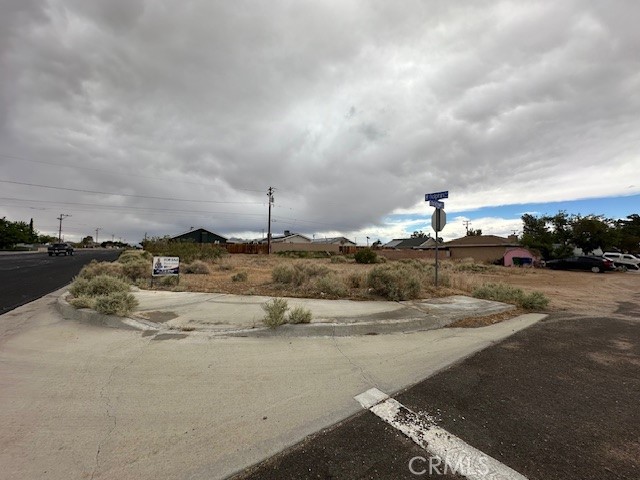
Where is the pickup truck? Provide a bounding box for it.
[48,243,74,256]
[602,252,640,271]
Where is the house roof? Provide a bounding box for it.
[258,233,312,243]
[312,236,356,245]
[444,235,517,247]
[171,227,227,241]
[383,237,435,249]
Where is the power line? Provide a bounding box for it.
[0,152,265,193]
[0,197,265,218]
[0,179,264,205]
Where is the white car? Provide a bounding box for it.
[602,252,640,271]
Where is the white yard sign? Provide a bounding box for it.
[152,256,180,277]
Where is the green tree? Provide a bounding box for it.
[466,228,483,236]
[520,213,554,259]
[571,215,616,254]
[410,230,428,238]
[616,214,640,253]
[0,217,33,249]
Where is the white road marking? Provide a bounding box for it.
[356,388,528,480]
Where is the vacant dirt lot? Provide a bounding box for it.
[173,254,638,316]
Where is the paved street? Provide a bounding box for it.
[0,293,541,480]
[0,250,120,315]
[236,302,640,480]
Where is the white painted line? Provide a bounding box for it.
[356,388,528,480]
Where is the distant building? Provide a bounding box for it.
[443,235,519,262]
[258,231,312,244]
[383,237,438,249]
[312,236,356,246]
[170,228,228,244]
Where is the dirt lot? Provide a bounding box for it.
[174,254,638,316]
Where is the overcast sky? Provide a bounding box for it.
[1,0,639,244]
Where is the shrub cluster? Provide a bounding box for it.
[271,263,330,287]
[354,248,377,264]
[68,274,138,316]
[261,298,313,328]
[231,271,248,282]
[183,260,211,274]
[472,283,549,310]
[143,238,226,263]
[366,264,421,301]
[117,249,152,281]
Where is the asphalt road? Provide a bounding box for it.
[0,250,120,315]
[236,299,640,479]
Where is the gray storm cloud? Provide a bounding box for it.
[1,0,638,242]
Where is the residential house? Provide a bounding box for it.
[443,235,520,262]
[383,237,438,249]
[171,228,227,244]
[312,236,356,246]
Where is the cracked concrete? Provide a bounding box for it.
[1,292,544,479]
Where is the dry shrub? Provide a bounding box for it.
[367,264,421,301]
[262,298,289,328]
[94,292,138,316]
[231,271,248,282]
[288,306,312,324]
[313,274,348,298]
[69,296,94,309]
[183,260,211,274]
[77,260,124,280]
[70,274,130,298]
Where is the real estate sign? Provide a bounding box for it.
[152,256,180,276]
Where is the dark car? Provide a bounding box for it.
[545,256,615,273]
[48,243,74,256]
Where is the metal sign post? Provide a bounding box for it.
[426,191,448,287]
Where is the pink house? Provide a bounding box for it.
[503,247,538,267]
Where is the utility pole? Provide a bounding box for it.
[463,220,471,235]
[57,214,71,242]
[267,187,274,254]
[95,227,102,244]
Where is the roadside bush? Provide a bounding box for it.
[262,298,289,329]
[347,272,366,288]
[354,248,377,264]
[118,249,152,264]
[121,258,150,281]
[77,260,124,280]
[271,263,330,287]
[231,271,248,282]
[68,296,94,309]
[288,306,312,324]
[519,291,550,310]
[70,274,130,298]
[143,238,226,263]
[313,274,348,298]
[330,255,348,264]
[366,265,421,301]
[272,264,295,284]
[472,283,549,310]
[94,292,138,316]
[183,260,211,274]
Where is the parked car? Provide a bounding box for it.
[602,252,640,271]
[48,243,74,256]
[545,256,615,273]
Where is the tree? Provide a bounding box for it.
[616,214,640,253]
[0,217,34,249]
[571,215,616,254]
[81,236,94,246]
[520,213,554,259]
[466,228,482,236]
[410,230,428,238]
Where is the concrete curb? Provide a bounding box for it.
[56,290,522,338]
[56,293,159,331]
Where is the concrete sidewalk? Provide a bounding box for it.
[60,290,517,337]
[1,292,546,480]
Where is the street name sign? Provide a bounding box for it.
[425,191,449,201]
[429,200,444,209]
